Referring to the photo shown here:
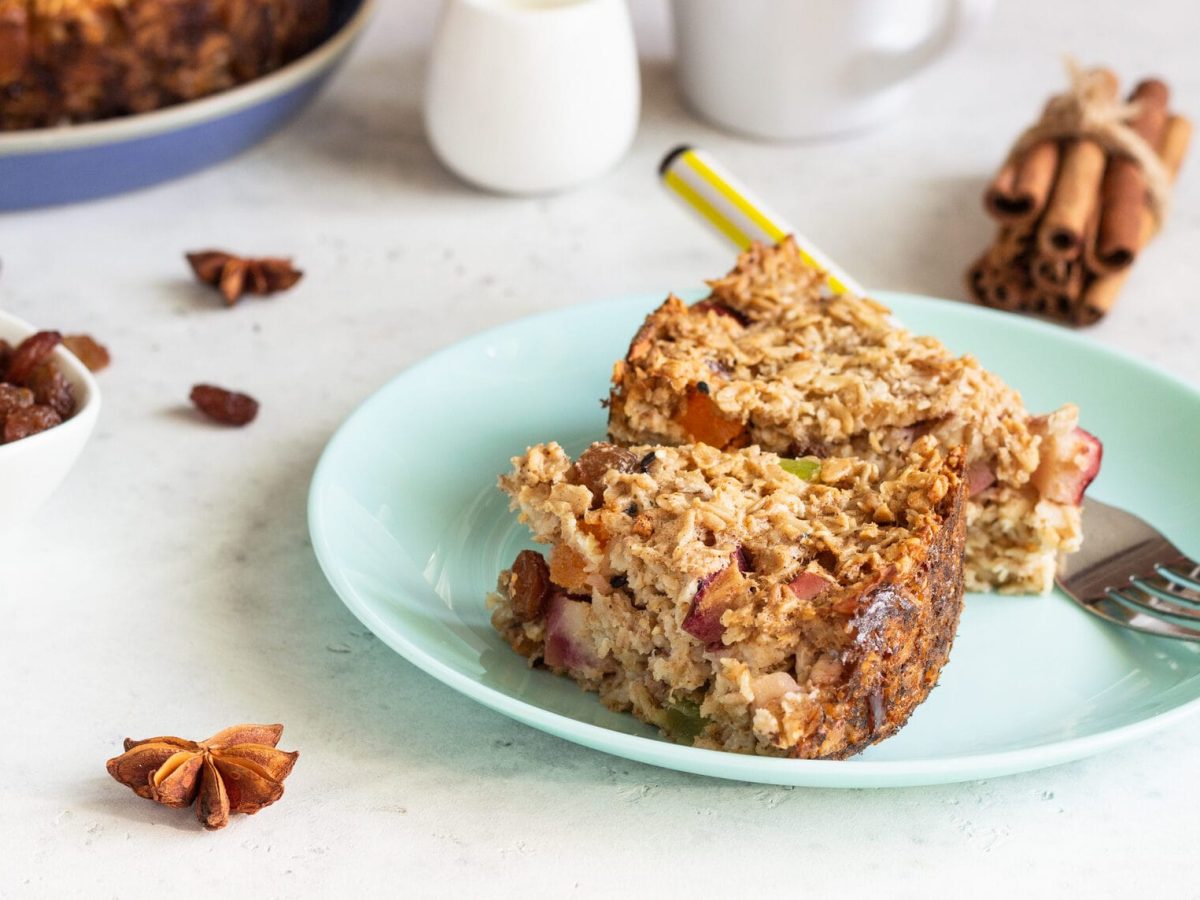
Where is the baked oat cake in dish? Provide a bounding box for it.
[489,438,966,759]
[0,0,333,130]
[608,238,1102,594]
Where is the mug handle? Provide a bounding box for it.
[856,0,994,88]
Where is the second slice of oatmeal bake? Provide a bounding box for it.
[608,238,1101,593]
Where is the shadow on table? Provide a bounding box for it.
[75,778,207,833]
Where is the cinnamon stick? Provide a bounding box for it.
[987,223,1036,267]
[1038,140,1109,259]
[966,254,991,306]
[985,141,1061,222]
[966,253,1027,311]
[987,267,1029,311]
[972,66,1190,326]
[1031,288,1074,320]
[1089,79,1170,274]
[1074,274,1122,326]
[1157,115,1192,197]
[1031,254,1084,297]
[1074,114,1191,325]
[1037,69,1119,260]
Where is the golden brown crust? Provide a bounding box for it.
[489,439,968,759]
[607,295,692,440]
[0,0,332,130]
[804,449,967,758]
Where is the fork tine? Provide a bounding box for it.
[1083,591,1200,641]
[1139,572,1200,606]
[1158,563,1200,593]
[1056,498,1200,642]
[1115,584,1200,622]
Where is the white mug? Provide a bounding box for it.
[671,0,993,140]
[424,0,640,194]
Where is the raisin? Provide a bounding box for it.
[509,549,551,622]
[569,442,638,510]
[0,383,34,416]
[62,334,111,372]
[638,451,657,473]
[6,331,61,385]
[190,384,259,426]
[26,363,75,419]
[696,381,710,395]
[3,404,60,443]
[786,441,827,459]
[609,574,628,590]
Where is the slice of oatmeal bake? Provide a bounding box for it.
[608,238,1101,594]
[490,438,966,759]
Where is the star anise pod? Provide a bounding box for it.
[186,250,303,305]
[106,723,298,830]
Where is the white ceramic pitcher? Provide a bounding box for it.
[425,0,640,194]
[671,0,994,140]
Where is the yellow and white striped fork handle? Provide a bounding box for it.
[659,145,863,297]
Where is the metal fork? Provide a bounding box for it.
[1057,498,1200,642]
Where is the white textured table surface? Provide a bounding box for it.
[3,1,1199,896]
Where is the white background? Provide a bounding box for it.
[2,1,1198,896]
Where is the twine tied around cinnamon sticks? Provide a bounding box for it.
[1005,60,1172,227]
[970,62,1191,326]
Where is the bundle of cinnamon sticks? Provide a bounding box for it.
[968,67,1191,325]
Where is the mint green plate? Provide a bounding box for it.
[308,291,1200,787]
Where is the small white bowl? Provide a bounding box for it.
[0,311,100,529]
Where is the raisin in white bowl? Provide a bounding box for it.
[0,311,100,530]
